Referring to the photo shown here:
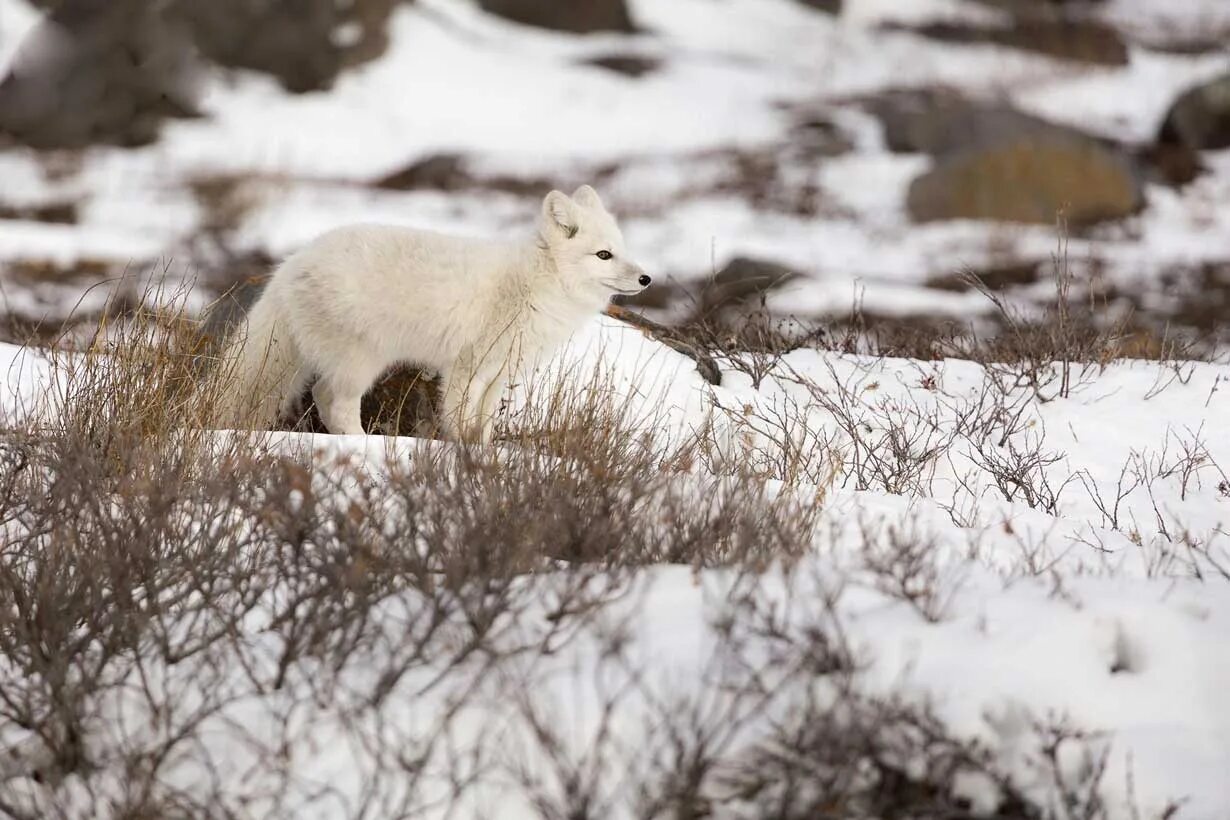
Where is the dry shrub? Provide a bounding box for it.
[674,296,827,389]
[0,280,1171,817]
[0,293,822,816]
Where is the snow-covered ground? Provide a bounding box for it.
[2,315,1227,817]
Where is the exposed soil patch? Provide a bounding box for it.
[5,258,116,287]
[0,202,79,224]
[890,20,1128,66]
[927,260,1045,292]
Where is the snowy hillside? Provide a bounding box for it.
[1,314,1228,817]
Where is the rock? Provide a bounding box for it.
[896,19,1127,66]
[907,135,1144,226]
[374,153,552,196]
[582,54,660,78]
[865,89,1087,156]
[698,257,800,316]
[1158,73,1230,152]
[1136,142,1203,188]
[789,115,857,157]
[0,0,202,148]
[0,0,403,146]
[476,0,635,33]
[795,0,842,14]
[867,90,1147,224]
[169,0,401,94]
[375,154,471,191]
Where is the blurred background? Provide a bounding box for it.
[0,0,1227,351]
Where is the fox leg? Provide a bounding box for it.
[440,353,507,443]
[312,364,377,436]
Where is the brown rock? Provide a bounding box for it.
[476,0,635,33]
[907,136,1144,226]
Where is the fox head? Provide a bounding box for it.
[539,185,651,299]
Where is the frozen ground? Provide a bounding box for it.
[2,315,1228,817]
[0,0,1228,333]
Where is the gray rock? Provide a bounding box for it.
[0,0,202,148]
[1159,73,1230,152]
[699,257,800,316]
[169,0,401,94]
[865,89,1088,157]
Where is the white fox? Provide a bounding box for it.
[215,185,650,442]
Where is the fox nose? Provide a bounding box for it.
[638,274,651,287]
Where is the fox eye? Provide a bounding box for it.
[595,250,613,260]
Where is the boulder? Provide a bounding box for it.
[907,135,1144,226]
[698,257,800,316]
[0,0,403,147]
[476,0,634,33]
[375,154,471,191]
[0,0,201,148]
[1158,73,1230,152]
[169,0,401,94]
[865,89,1087,156]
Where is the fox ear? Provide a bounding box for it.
[542,190,578,239]
[571,184,602,209]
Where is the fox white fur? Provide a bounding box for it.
[215,185,649,441]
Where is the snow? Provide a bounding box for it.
[2,311,1228,815]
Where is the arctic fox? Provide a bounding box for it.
[215,185,650,442]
